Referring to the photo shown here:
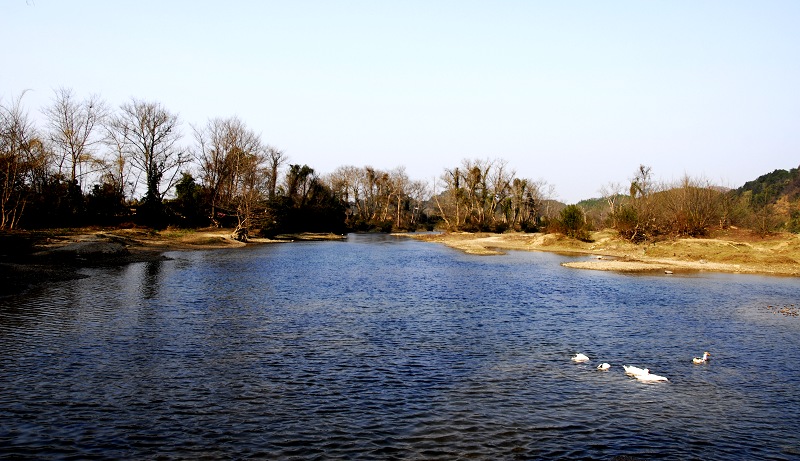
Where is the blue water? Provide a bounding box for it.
[1,234,799,460]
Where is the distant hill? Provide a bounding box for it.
[735,165,800,205]
[575,197,605,208]
[574,165,800,208]
[573,166,800,233]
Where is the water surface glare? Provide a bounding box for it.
[1,234,799,460]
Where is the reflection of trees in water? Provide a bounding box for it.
[139,260,163,300]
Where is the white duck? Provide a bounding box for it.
[571,353,590,363]
[635,372,669,382]
[623,365,649,376]
[693,351,711,364]
[597,363,611,371]
[623,364,668,382]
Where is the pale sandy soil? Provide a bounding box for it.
[407,229,800,277]
[1,228,346,295]
[32,228,346,254]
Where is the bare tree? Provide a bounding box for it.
[107,98,187,222]
[435,166,462,230]
[43,87,106,189]
[264,145,286,202]
[231,147,268,240]
[435,158,542,232]
[459,158,492,229]
[407,179,429,229]
[0,93,48,229]
[327,165,361,226]
[103,122,139,202]
[386,167,410,229]
[326,165,429,231]
[504,177,539,230]
[630,164,653,198]
[599,181,625,228]
[487,159,513,226]
[194,116,266,238]
[717,186,748,229]
[621,164,659,241]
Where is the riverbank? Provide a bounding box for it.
[0,227,345,296]
[2,227,347,255]
[3,226,799,297]
[407,228,800,277]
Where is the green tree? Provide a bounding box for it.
[171,172,207,227]
[86,181,127,225]
[261,164,346,236]
[558,204,591,241]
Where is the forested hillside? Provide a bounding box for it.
[736,167,800,204]
[731,166,800,234]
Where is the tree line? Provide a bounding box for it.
[0,90,499,237]
[0,90,347,237]
[2,89,797,240]
[573,164,800,241]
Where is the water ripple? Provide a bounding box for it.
[1,236,799,460]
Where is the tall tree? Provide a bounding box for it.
[280,164,345,233]
[43,88,106,188]
[629,164,655,200]
[327,165,428,231]
[435,158,551,232]
[264,146,286,202]
[407,178,429,229]
[328,165,361,227]
[435,166,462,230]
[504,177,542,231]
[619,164,659,241]
[195,116,266,238]
[107,98,187,224]
[0,93,48,229]
[102,121,138,203]
[285,164,316,207]
[599,182,625,228]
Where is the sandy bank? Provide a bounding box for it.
[407,230,800,277]
[21,228,347,256]
[0,228,344,296]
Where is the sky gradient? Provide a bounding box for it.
[3,1,799,202]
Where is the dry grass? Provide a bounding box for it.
[409,229,800,276]
[28,227,349,252]
[5,226,798,277]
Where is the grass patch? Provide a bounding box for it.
[160,228,196,240]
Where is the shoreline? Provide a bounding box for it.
[0,228,345,296]
[405,230,800,277]
[3,227,799,297]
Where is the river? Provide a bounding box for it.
[1,234,799,460]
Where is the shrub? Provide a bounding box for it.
[787,208,800,234]
[558,205,591,242]
[613,205,639,240]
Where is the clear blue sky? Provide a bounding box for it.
[3,1,799,202]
